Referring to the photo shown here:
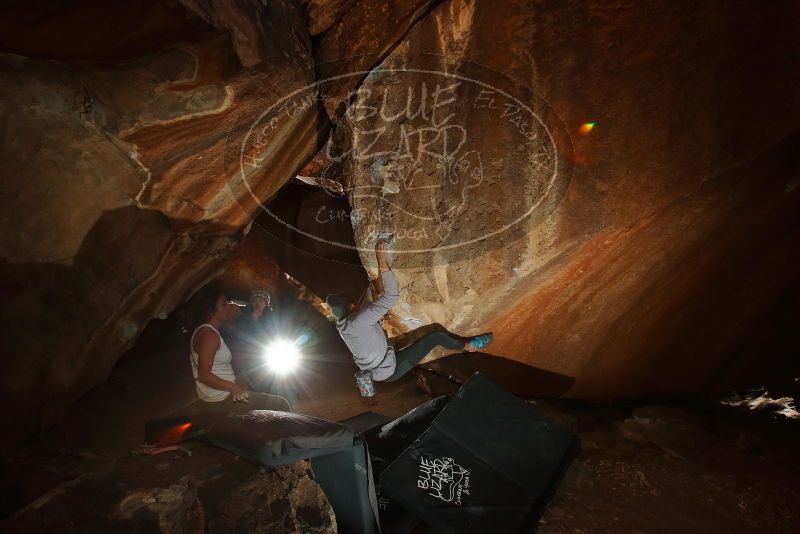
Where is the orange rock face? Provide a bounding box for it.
[1,0,799,447]
[315,0,800,396]
[0,0,326,445]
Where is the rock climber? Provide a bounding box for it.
[326,239,493,383]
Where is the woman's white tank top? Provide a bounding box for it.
[189,324,235,402]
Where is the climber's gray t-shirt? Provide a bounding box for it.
[336,270,399,381]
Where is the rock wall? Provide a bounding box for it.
[1,0,799,446]
[215,226,288,302]
[254,180,369,302]
[0,0,327,446]
[322,0,800,396]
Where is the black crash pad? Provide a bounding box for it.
[378,373,579,534]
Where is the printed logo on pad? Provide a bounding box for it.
[417,455,471,506]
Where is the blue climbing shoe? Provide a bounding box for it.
[467,332,493,352]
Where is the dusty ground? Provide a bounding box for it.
[1,313,799,532]
[535,400,800,533]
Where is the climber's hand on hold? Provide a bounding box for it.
[376,239,391,272]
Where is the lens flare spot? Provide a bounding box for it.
[579,122,596,135]
[263,338,301,376]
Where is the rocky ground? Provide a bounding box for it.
[536,400,800,533]
[3,445,337,534]
[1,314,799,532]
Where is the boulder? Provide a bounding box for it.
[1,443,336,534]
[303,0,355,37]
[2,0,799,451]
[255,181,369,302]
[314,0,438,119]
[210,462,337,534]
[216,226,287,301]
[0,0,326,447]
[320,0,800,397]
[115,478,205,534]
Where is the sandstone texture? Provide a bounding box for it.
[210,462,337,533]
[1,0,799,447]
[323,0,800,397]
[115,478,206,534]
[1,442,335,534]
[314,0,438,119]
[256,180,369,302]
[215,225,287,302]
[0,0,326,446]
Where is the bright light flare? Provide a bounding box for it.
[263,338,301,376]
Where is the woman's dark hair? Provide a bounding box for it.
[190,286,223,327]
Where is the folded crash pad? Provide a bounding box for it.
[379,373,579,533]
[309,413,394,534]
[311,437,380,534]
[376,395,453,462]
[339,411,394,436]
[365,394,455,533]
[144,411,353,468]
[326,411,422,534]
